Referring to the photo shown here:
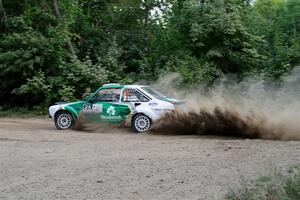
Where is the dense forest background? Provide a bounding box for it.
[0,0,299,109]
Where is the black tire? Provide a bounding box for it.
[132,114,151,133]
[54,111,74,130]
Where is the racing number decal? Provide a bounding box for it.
[93,104,103,113]
[82,103,103,113]
[82,104,92,112]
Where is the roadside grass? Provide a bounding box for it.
[225,166,300,200]
[0,107,47,118]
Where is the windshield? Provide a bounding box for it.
[141,87,168,100]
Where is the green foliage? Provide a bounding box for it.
[0,0,300,108]
[225,166,300,200]
[165,0,263,82]
[0,1,107,107]
[249,0,300,79]
[166,55,222,85]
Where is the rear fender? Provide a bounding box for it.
[124,107,158,127]
[134,106,160,121]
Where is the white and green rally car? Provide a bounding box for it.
[49,83,183,132]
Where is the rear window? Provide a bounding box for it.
[141,87,167,100]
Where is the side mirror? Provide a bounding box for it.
[88,99,95,104]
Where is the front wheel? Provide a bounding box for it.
[55,111,74,130]
[132,114,151,133]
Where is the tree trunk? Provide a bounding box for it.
[0,0,8,31]
[52,0,76,56]
[292,18,297,40]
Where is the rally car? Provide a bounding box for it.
[48,83,183,133]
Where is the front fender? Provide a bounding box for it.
[48,104,80,120]
[64,106,79,119]
[48,105,61,118]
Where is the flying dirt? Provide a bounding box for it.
[151,107,299,140]
[150,70,300,140]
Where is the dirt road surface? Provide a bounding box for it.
[1,118,300,200]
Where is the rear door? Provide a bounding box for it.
[121,88,151,107]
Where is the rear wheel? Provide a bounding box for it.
[55,111,74,130]
[132,114,151,133]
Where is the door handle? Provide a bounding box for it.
[134,103,141,107]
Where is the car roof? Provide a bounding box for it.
[101,83,148,89]
[124,85,147,89]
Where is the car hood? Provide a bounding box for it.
[161,98,184,104]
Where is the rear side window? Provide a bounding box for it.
[92,88,121,102]
[122,89,150,102]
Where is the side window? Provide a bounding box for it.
[92,88,121,102]
[122,89,150,102]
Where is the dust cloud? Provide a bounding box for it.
[150,70,300,140]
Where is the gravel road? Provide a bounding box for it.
[1,118,299,200]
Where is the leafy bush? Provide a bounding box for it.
[166,55,223,85]
[226,166,300,200]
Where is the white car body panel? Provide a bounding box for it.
[134,99,175,121]
[49,105,61,118]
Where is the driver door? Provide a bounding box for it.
[82,88,131,124]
